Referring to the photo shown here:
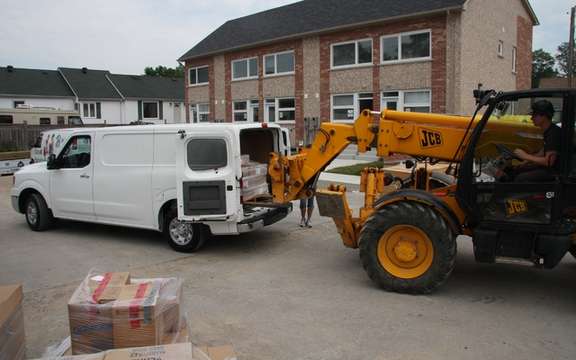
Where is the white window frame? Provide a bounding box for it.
[232,100,255,122]
[142,101,159,120]
[380,29,432,65]
[512,46,517,74]
[190,103,209,122]
[498,40,504,58]
[232,57,258,81]
[83,102,97,119]
[331,93,357,122]
[380,89,432,113]
[330,38,373,70]
[276,97,295,123]
[188,66,209,86]
[263,50,295,77]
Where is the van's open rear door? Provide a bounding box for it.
[176,129,239,222]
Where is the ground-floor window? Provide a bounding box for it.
[264,97,295,123]
[82,102,101,119]
[331,93,373,122]
[190,103,209,123]
[381,89,431,113]
[142,101,159,119]
[233,100,259,122]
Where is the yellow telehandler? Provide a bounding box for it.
[268,89,576,293]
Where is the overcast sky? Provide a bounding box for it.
[0,0,573,74]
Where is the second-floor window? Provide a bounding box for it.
[382,30,431,63]
[331,39,372,68]
[264,51,295,76]
[232,57,258,80]
[189,66,209,86]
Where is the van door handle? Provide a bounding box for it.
[80,174,90,179]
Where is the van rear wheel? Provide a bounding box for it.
[164,210,208,252]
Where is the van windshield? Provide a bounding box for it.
[187,138,227,170]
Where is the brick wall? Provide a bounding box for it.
[319,15,447,120]
[184,57,214,123]
[516,15,533,90]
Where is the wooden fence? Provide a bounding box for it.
[0,124,110,151]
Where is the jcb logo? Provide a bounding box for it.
[506,199,528,217]
[419,128,443,148]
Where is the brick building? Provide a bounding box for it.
[179,0,538,143]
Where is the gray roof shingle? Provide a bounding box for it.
[179,0,467,61]
[59,67,122,100]
[109,74,184,101]
[0,67,74,98]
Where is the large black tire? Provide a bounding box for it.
[163,209,209,253]
[25,193,54,231]
[359,201,456,294]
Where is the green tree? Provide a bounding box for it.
[532,49,557,87]
[144,64,184,78]
[555,41,576,77]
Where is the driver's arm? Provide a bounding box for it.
[515,149,557,167]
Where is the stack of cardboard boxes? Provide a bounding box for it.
[1,271,237,360]
[67,271,184,354]
[240,155,269,201]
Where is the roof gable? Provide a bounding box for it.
[59,67,122,100]
[179,0,467,61]
[0,67,74,98]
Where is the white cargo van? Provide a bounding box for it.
[11,123,292,252]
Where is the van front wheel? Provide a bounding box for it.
[164,210,208,252]
[25,193,54,231]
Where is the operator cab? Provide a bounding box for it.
[458,89,576,267]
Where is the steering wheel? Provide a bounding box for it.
[495,143,521,160]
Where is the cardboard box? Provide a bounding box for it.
[104,343,193,360]
[68,272,131,354]
[196,345,237,360]
[0,284,25,360]
[112,279,181,349]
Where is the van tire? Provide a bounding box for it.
[163,209,208,252]
[25,193,54,231]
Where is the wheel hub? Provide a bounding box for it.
[27,202,38,225]
[393,239,417,263]
[169,218,194,246]
[377,225,434,279]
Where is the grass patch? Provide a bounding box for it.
[326,161,385,176]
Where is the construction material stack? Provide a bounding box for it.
[240,155,269,201]
[67,270,185,355]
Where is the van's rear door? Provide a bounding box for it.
[176,128,239,221]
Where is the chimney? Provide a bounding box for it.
[82,67,88,73]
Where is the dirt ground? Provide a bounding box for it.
[1,175,575,359]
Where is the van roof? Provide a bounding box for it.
[65,122,283,134]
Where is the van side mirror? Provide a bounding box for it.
[47,154,59,170]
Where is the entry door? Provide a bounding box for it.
[176,130,239,221]
[173,103,181,123]
[50,134,95,220]
[265,101,275,123]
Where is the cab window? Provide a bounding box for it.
[59,135,91,168]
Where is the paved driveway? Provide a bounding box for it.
[1,175,575,359]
